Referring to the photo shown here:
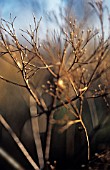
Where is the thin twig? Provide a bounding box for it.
[0,75,26,87]
[0,115,40,170]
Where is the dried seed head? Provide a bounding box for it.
[46,161,50,165]
[69,21,72,25]
[81,164,86,168]
[42,84,45,88]
[64,31,67,35]
[45,89,49,93]
[82,67,86,72]
[47,80,50,84]
[57,78,66,90]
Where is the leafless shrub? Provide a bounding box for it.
[0,1,110,169]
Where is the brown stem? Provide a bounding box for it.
[0,115,40,170]
[80,117,90,160]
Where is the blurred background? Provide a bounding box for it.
[0,0,109,39]
[0,1,110,170]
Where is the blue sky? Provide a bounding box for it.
[0,0,110,39]
[0,0,65,38]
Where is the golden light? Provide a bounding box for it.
[57,78,66,90]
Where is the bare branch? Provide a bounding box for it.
[0,115,40,170]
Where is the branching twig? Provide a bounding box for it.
[0,75,26,87]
